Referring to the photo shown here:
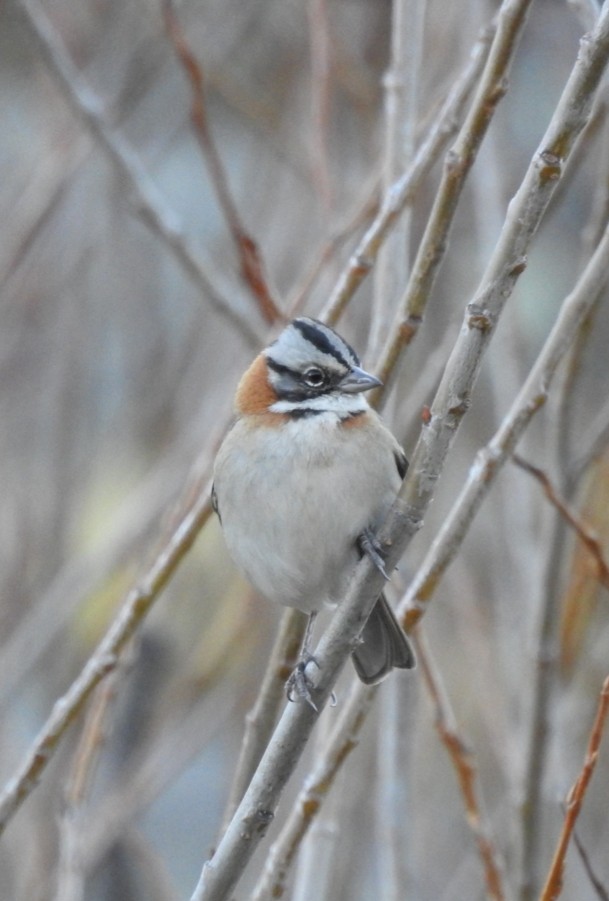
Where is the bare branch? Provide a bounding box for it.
[162,0,282,324]
[373,0,534,404]
[307,0,333,209]
[319,18,495,325]
[415,630,506,901]
[572,826,609,901]
[0,484,214,835]
[368,0,426,362]
[539,676,609,901]
[250,681,376,901]
[54,673,120,901]
[220,608,306,831]
[512,454,609,590]
[394,7,609,633]
[18,0,262,347]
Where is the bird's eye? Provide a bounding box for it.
[303,367,326,388]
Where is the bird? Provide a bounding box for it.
[212,317,415,692]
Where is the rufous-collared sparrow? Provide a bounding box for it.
[212,317,415,687]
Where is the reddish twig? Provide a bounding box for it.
[539,676,609,901]
[415,631,506,901]
[162,0,282,324]
[512,454,609,589]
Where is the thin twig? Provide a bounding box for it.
[250,681,376,901]
[162,0,282,324]
[285,173,381,317]
[373,0,534,406]
[0,483,214,835]
[572,825,609,901]
[219,608,306,833]
[80,677,238,873]
[568,389,609,486]
[512,454,609,589]
[18,0,261,348]
[539,675,609,901]
[319,18,495,325]
[54,672,120,901]
[370,4,427,894]
[415,630,506,901]
[368,0,426,362]
[307,0,333,210]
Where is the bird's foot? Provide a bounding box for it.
[286,655,319,711]
[359,527,390,580]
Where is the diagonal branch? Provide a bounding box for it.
[18,0,261,348]
[319,17,495,325]
[373,0,534,404]
[415,630,506,901]
[512,454,609,590]
[162,0,282,324]
[539,675,609,901]
[0,483,214,836]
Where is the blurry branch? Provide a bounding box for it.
[373,0,534,405]
[415,630,506,901]
[376,678,418,901]
[539,675,609,901]
[162,0,282,324]
[0,136,90,287]
[519,92,609,893]
[250,681,376,901]
[0,418,212,709]
[288,714,339,901]
[566,0,602,31]
[568,393,609,485]
[54,673,119,901]
[555,98,609,484]
[81,677,237,874]
[192,12,609,897]
[512,454,609,590]
[319,16,495,325]
[307,0,333,209]
[400,216,609,626]
[572,827,609,901]
[0,481,214,835]
[372,4,425,897]
[368,0,425,361]
[18,0,262,348]
[581,95,609,261]
[286,173,380,315]
[220,608,306,831]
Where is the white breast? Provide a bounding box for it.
[212,412,402,614]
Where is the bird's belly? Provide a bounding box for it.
[214,417,399,613]
[220,474,359,612]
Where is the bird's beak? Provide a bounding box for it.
[340,366,383,394]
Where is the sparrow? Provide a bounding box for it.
[212,317,415,689]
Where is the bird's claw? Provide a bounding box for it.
[359,528,390,580]
[286,656,319,711]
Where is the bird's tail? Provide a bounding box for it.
[351,592,415,685]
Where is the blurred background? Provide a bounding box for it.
[1,0,609,898]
